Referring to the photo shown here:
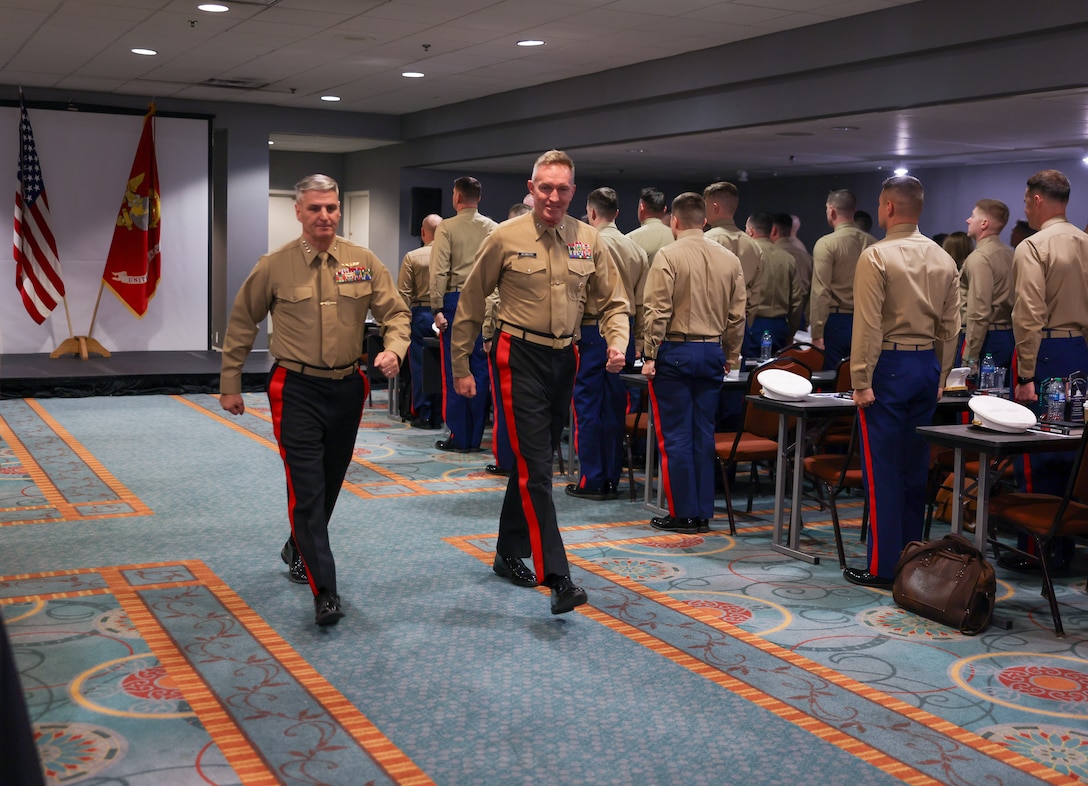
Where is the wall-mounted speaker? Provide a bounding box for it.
[410,187,443,235]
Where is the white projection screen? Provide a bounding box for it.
[0,104,210,354]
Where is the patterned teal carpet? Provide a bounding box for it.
[1,391,1086,785]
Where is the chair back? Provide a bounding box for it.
[741,357,812,440]
[778,342,825,374]
[834,356,852,392]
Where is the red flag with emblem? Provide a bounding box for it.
[102,104,160,317]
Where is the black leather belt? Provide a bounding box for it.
[277,359,360,379]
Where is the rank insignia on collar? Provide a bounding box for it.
[567,242,592,259]
[335,266,372,283]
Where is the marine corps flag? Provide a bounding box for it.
[102,104,160,317]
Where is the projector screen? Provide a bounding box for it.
[1,104,210,355]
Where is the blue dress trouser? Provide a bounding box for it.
[649,341,725,519]
[822,312,853,371]
[439,291,490,449]
[572,324,626,490]
[742,315,791,360]
[409,305,440,422]
[857,349,939,578]
[1012,335,1088,567]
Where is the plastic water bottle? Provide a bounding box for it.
[980,353,995,390]
[760,330,773,361]
[1046,378,1066,422]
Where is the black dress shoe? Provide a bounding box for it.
[411,417,439,429]
[492,554,537,587]
[842,567,893,590]
[314,590,343,626]
[280,540,308,584]
[696,518,710,533]
[544,574,587,614]
[485,464,511,476]
[996,553,1042,573]
[564,483,616,501]
[650,516,699,533]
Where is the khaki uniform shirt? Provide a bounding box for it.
[850,224,960,389]
[752,237,803,332]
[397,242,432,307]
[429,207,499,310]
[450,212,630,378]
[960,235,1014,364]
[643,228,746,367]
[705,221,763,323]
[221,236,411,395]
[596,223,650,354]
[778,237,813,321]
[482,289,501,341]
[626,217,674,265]
[810,223,877,340]
[1012,217,1088,378]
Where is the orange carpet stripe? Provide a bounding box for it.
[444,535,1071,785]
[95,565,277,786]
[24,399,153,519]
[180,560,435,786]
[0,412,80,521]
[7,561,435,786]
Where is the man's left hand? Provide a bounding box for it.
[641,359,655,378]
[853,387,875,408]
[372,350,400,378]
[605,347,625,373]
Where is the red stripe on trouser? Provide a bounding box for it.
[570,344,585,489]
[268,367,316,593]
[496,333,546,581]
[647,379,674,515]
[856,407,880,575]
[438,328,451,437]
[487,355,501,464]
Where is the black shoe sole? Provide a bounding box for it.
[315,609,344,626]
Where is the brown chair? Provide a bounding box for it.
[802,412,867,569]
[778,342,826,375]
[715,357,813,534]
[986,429,1088,637]
[811,357,854,453]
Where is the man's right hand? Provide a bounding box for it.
[220,393,245,416]
[435,312,449,332]
[812,337,825,350]
[455,376,476,398]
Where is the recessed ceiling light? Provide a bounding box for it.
[626,149,645,154]
[320,95,340,102]
[517,40,545,47]
[131,48,157,56]
[894,167,909,176]
[198,3,229,12]
[402,71,425,78]
[832,126,859,132]
[268,140,274,145]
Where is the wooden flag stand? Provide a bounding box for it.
[50,335,111,360]
[50,285,112,360]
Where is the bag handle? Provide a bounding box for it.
[959,591,995,635]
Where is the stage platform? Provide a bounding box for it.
[0,350,276,399]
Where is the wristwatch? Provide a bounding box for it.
[1017,376,1033,386]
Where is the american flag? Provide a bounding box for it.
[13,94,64,324]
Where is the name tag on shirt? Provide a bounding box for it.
[567,243,592,260]
[335,266,372,283]
[517,252,537,258]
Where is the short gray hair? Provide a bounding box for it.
[295,174,339,202]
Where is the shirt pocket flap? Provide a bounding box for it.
[278,285,313,303]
